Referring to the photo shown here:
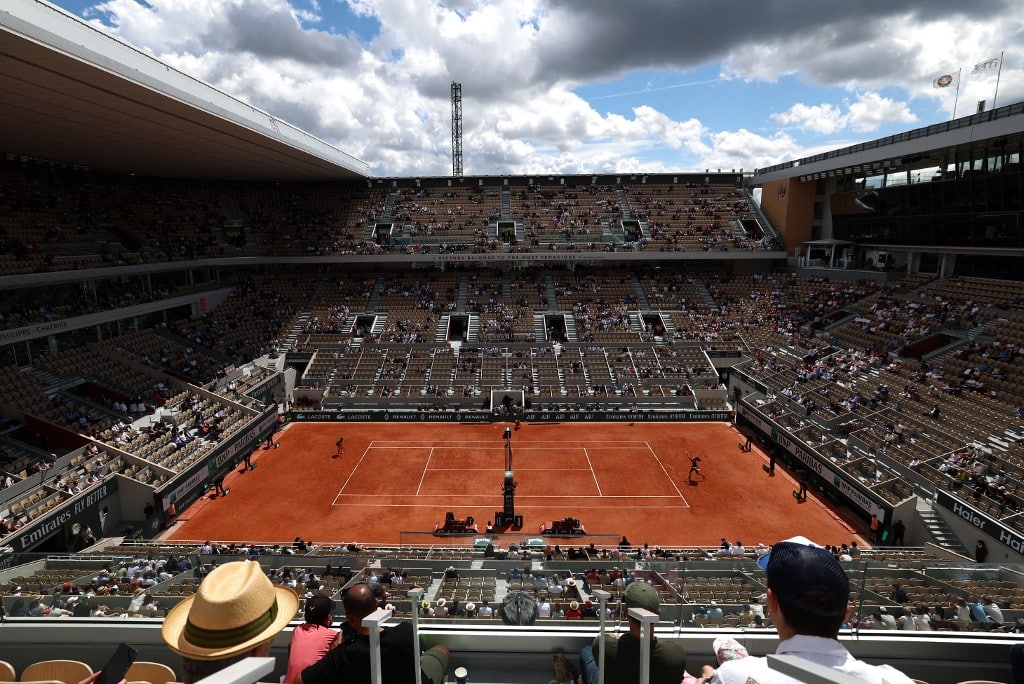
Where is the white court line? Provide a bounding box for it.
[333,448,373,504]
[583,447,602,496]
[423,467,595,471]
[337,441,690,508]
[329,503,682,508]
[646,441,687,503]
[415,447,433,496]
[366,441,651,448]
[335,493,681,499]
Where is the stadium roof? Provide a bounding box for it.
[752,101,1024,185]
[0,0,369,181]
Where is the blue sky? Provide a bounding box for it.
[45,0,1023,177]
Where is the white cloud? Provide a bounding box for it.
[771,103,846,135]
[845,92,917,132]
[772,93,917,136]
[63,0,1022,175]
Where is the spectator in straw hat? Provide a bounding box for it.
[297,583,449,684]
[565,600,582,619]
[161,560,299,684]
[284,595,340,684]
[700,537,915,684]
[434,597,449,617]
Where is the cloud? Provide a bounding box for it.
[66,0,1023,175]
[771,93,917,135]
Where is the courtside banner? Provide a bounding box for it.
[738,402,888,518]
[934,489,1024,555]
[286,410,732,422]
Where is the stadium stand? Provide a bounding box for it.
[2,3,1024,682]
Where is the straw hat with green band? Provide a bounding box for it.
[162,560,299,660]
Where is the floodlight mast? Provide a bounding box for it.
[451,82,463,177]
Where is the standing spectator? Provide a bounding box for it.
[162,560,298,684]
[891,520,906,546]
[284,595,340,684]
[975,539,989,563]
[869,514,880,543]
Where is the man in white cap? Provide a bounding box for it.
[162,560,299,684]
[698,538,915,683]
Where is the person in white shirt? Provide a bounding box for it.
[699,537,916,684]
[477,599,494,617]
[982,595,1005,624]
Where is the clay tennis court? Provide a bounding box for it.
[168,421,862,548]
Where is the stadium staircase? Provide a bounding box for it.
[532,314,547,342]
[435,315,450,343]
[282,278,328,352]
[691,275,719,311]
[630,272,650,310]
[502,272,512,299]
[628,312,646,335]
[742,188,781,244]
[918,504,971,556]
[823,312,858,332]
[363,192,399,242]
[369,316,387,339]
[617,186,632,219]
[501,189,511,219]
[563,315,578,343]
[457,276,469,311]
[365,278,383,311]
[545,276,557,310]
[215,194,250,253]
[731,219,748,242]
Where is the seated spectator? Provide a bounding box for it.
[162,560,299,684]
[579,582,686,684]
[284,595,340,684]
[297,583,449,684]
[698,538,914,683]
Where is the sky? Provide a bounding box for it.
[45,0,1024,178]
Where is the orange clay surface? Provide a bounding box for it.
[168,421,862,548]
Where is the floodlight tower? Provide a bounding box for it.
[451,82,463,177]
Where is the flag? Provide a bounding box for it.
[972,56,1001,74]
[932,73,958,89]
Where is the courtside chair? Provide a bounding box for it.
[0,660,15,682]
[126,661,177,684]
[20,660,93,684]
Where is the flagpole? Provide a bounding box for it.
[992,51,1004,109]
[952,67,961,120]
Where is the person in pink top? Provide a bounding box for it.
[284,595,341,684]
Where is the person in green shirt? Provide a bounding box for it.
[579,581,687,684]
